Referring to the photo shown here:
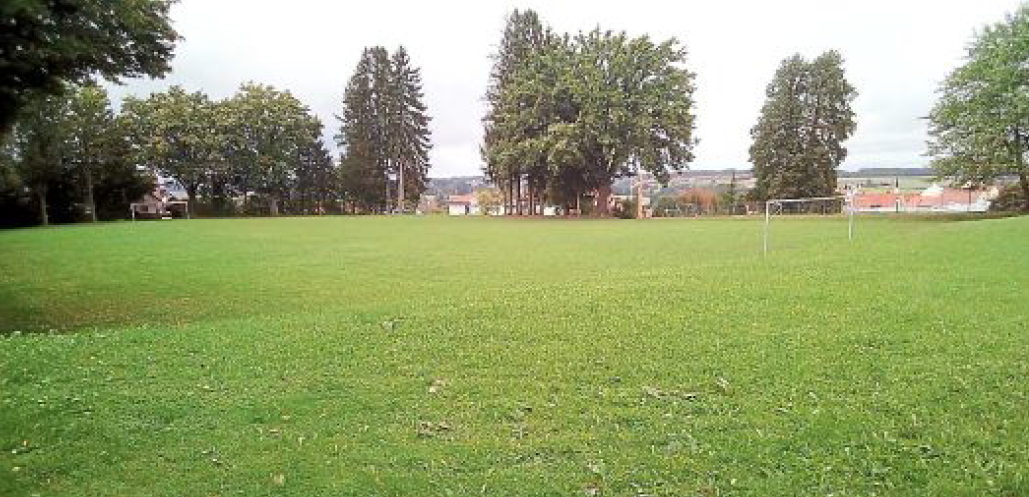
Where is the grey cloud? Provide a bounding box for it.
[107,0,1022,177]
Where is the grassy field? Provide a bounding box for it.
[1,215,1027,496]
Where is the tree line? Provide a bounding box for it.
[0,2,432,226]
[0,82,336,225]
[3,1,1026,226]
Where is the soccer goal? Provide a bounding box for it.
[763,195,854,255]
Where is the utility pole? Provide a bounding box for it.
[385,169,392,214]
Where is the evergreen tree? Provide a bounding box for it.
[749,55,809,201]
[338,50,387,212]
[803,51,857,197]
[293,119,336,214]
[482,9,552,214]
[389,46,432,211]
[338,46,433,213]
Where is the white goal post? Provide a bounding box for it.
[763,195,854,255]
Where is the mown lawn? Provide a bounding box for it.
[1,215,1027,496]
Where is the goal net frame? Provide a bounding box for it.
[763,195,854,255]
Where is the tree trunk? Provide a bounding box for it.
[84,166,97,222]
[398,160,405,213]
[636,173,644,219]
[186,184,199,218]
[212,180,227,215]
[269,196,280,216]
[595,183,612,217]
[1019,170,1029,212]
[515,175,522,215]
[528,181,535,216]
[37,186,49,226]
[501,178,508,215]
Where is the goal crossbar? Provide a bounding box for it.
[766,196,844,205]
[764,195,854,255]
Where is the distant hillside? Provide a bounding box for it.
[425,176,487,197]
[840,167,934,177]
[426,167,937,198]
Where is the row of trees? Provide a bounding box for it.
[1,1,435,225]
[481,9,698,216]
[0,85,152,226]
[121,84,334,217]
[0,82,337,225]
[337,46,432,213]
[2,57,433,225]
[0,0,180,226]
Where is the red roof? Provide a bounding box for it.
[853,193,912,209]
[853,188,986,210]
[447,194,475,205]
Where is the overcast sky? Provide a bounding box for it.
[107,0,1022,178]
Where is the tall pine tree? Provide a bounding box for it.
[338,49,387,212]
[482,9,551,215]
[338,46,432,213]
[389,46,431,212]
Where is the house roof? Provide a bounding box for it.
[852,188,987,209]
[447,194,475,205]
[852,193,911,208]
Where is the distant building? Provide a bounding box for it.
[852,184,998,213]
[447,193,478,216]
[130,186,189,220]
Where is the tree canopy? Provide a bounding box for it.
[928,5,1029,211]
[0,0,179,133]
[482,10,698,216]
[2,84,150,226]
[749,51,856,202]
[121,86,222,207]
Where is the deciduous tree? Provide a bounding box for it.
[928,5,1029,211]
[7,93,73,225]
[224,83,322,216]
[66,83,117,222]
[121,86,222,208]
[749,52,856,202]
[0,0,178,133]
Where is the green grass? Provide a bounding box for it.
[1,215,1027,496]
